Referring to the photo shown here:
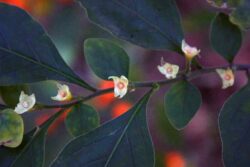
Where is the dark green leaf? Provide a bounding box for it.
[219,83,250,167]
[164,81,202,129]
[0,128,37,167]
[84,38,129,80]
[0,85,30,107]
[65,104,100,137]
[78,0,183,51]
[11,109,67,167]
[51,90,154,167]
[0,3,95,91]
[230,1,250,30]
[0,109,24,148]
[210,13,242,62]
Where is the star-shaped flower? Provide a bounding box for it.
[51,83,72,101]
[182,40,200,60]
[157,59,179,79]
[108,75,129,98]
[216,68,235,89]
[14,91,36,114]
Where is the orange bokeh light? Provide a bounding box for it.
[35,108,72,135]
[93,81,115,109]
[111,101,132,118]
[0,0,29,10]
[165,151,186,167]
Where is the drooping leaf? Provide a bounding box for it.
[219,83,250,167]
[78,0,183,51]
[164,81,202,129]
[0,3,95,91]
[84,38,129,80]
[230,1,250,30]
[11,109,67,167]
[210,13,242,62]
[0,85,30,107]
[0,109,24,148]
[51,90,154,167]
[65,104,100,137]
[0,128,37,167]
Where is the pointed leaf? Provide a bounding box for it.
[164,81,202,129]
[0,109,24,148]
[0,3,95,91]
[219,83,250,167]
[11,109,67,167]
[51,90,154,167]
[78,0,183,51]
[0,128,37,167]
[84,38,129,80]
[65,104,100,137]
[210,13,242,62]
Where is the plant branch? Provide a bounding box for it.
[3,64,250,110]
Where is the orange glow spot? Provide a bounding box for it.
[93,81,115,109]
[111,101,132,118]
[0,0,29,11]
[35,113,50,126]
[35,108,72,135]
[165,151,186,167]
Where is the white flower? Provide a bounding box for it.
[216,68,235,89]
[14,91,36,114]
[182,40,200,60]
[51,83,72,101]
[108,75,129,98]
[157,58,179,79]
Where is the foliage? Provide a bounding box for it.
[0,0,249,167]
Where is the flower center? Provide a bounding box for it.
[166,67,173,73]
[117,82,125,90]
[59,91,67,98]
[224,74,231,81]
[22,101,29,108]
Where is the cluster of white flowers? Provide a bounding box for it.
[14,83,72,114]
[12,40,235,114]
[157,40,235,89]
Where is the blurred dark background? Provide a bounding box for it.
[0,0,250,167]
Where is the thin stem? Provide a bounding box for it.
[3,64,250,110]
[36,88,114,109]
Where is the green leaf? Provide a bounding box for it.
[84,38,129,80]
[230,1,250,30]
[219,83,250,167]
[11,109,67,167]
[210,13,242,62]
[78,0,183,51]
[51,90,154,167]
[0,109,24,148]
[164,81,202,129]
[0,3,95,91]
[65,104,100,137]
[0,85,29,107]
